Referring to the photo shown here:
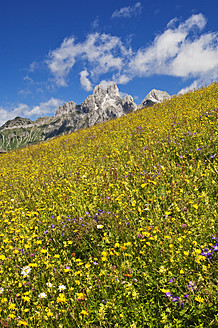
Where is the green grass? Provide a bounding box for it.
[0,83,217,327]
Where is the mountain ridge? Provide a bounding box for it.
[0,83,170,151]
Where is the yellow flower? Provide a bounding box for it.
[101,257,107,261]
[57,293,67,304]
[22,296,31,302]
[80,309,88,316]
[76,292,86,300]
[195,296,204,303]
[47,310,53,317]
[1,298,7,304]
[8,302,16,310]
[18,320,28,326]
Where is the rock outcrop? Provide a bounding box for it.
[0,83,169,151]
[138,89,170,109]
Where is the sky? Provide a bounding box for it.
[0,0,217,126]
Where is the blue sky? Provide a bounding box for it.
[0,0,217,126]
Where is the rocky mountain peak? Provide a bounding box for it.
[107,82,120,98]
[55,100,77,117]
[1,117,33,130]
[138,89,171,109]
[0,83,170,151]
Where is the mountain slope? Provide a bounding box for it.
[0,83,217,327]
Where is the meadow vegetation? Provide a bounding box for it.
[0,83,217,327]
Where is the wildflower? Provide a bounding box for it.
[22,295,30,302]
[80,309,88,316]
[47,310,53,317]
[58,285,66,292]
[76,292,86,300]
[57,293,67,304]
[169,278,174,283]
[18,320,28,326]
[195,296,204,303]
[0,287,4,294]
[188,281,197,291]
[212,244,218,251]
[38,292,47,299]
[21,266,31,277]
[201,248,213,259]
[46,282,53,287]
[97,225,104,229]
[166,292,172,297]
[64,266,71,272]
[8,302,17,310]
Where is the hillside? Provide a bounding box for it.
[0,83,217,327]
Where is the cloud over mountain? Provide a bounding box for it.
[45,14,218,92]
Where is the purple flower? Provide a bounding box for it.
[170,278,174,283]
[166,292,172,297]
[65,266,71,270]
[93,261,97,265]
[211,235,217,241]
[188,281,197,291]
[212,244,218,251]
[201,249,213,259]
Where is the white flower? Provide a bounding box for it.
[58,284,66,292]
[97,225,103,229]
[0,287,4,294]
[38,292,47,299]
[46,282,53,288]
[21,265,31,276]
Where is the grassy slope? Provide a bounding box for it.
[0,83,217,327]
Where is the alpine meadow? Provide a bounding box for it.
[0,83,217,327]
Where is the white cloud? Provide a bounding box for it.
[0,98,63,127]
[0,104,29,126]
[127,13,218,84]
[46,13,218,93]
[80,69,92,91]
[112,2,142,18]
[178,80,199,94]
[26,98,63,116]
[47,33,129,89]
